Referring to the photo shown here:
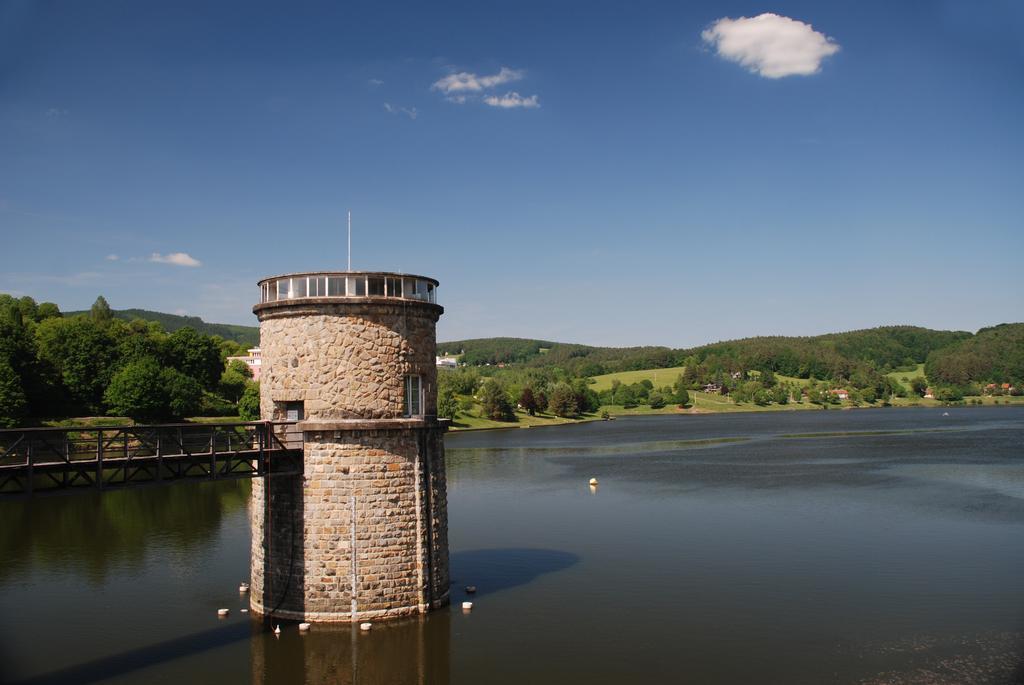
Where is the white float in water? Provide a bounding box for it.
[462,601,473,611]
[360,622,373,631]
[465,585,476,594]
[298,622,311,632]
[217,608,230,617]
[589,477,598,486]
[240,609,249,613]
[273,624,281,636]
[239,583,250,593]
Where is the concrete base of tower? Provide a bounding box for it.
[249,423,450,624]
[249,593,451,623]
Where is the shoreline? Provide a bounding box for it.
[447,399,1023,433]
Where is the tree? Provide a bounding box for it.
[675,387,690,408]
[910,376,928,397]
[648,391,666,409]
[104,358,168,421]
[934,386,963,402]
[227,359,253,378]
[437,387,459,421]
[681,365,701,389]
[571,378,600,413]
[165,327,222,390]
[0,359,28,427]
[218,367,250,403]
[548,383,578,417]
[162,369,203,418]
[519,387,540,416]
[479,379,515,421]
[535,389,548,413]
[237,382,261,421]
[35,316,119,413]
[90,295,113,325]
[35,302,61,320]
[760,369,777,388]
[613,384,637,408]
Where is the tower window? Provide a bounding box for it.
[404,376,422,417]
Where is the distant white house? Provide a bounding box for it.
[436,356,458,369]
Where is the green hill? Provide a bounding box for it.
[925,323,1024,386]
[440,325,997,386]
[65,308,259,347]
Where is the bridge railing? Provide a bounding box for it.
[0,421,302,496]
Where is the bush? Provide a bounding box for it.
[648,392,666,409]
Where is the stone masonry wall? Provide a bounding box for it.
[250,296,448,623]
[257,301,440,421]
[250,427,449,622]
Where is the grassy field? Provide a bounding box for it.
[589,366,687,392]
[590,366,822,393]
[886,363,926,393]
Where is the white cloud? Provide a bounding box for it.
[483,92,540,109]
[702,13,839,78]
[431,67,524,96]
[368,78,384,86]
[105,254,119,261]
[149,252,202,267]
[384,103,418,119]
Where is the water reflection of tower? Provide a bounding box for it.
[250,272,450,622]
[250,612,451,684]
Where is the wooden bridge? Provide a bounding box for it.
[0,421,303,497]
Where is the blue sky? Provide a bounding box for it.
[1,0,1021,346]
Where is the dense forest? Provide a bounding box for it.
[63,307,258,346]
[0,294,260,427]
[440,325,1019,386]
[925,323,1024,387]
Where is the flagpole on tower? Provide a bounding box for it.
[347,210,352,271]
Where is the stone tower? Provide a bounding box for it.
[250,272,449,622]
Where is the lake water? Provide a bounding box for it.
[2,407,1022,684]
